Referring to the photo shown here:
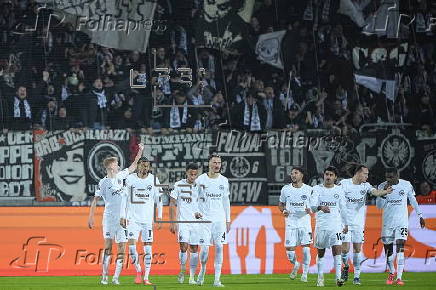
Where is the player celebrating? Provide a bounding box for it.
[196,154,231,287]
[120,157,163,285]
[87,143,144,285]
[340,164,392,285]
[169,163,202,284]
[278,167,313,282]
[376,167,425,286]
[311,166,349,287]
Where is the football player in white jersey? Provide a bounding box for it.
[196,154,231,287]
[169,163,202,284]
[120,157,163,285]
[340,164,392,285]
[278,167,313,282]
[311,166,349,287]
[87,143,144,285]
[376,167,425,286]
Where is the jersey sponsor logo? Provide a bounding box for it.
[378,132,414,172]
[387,199,402,204]
[206,193,222,198]
[181,196,192,203]
[347,197,364,203]
[135,193,150,198]
[229,156,250,178]
[320,201,337,206]
[334,194,339,199]
[289,202,305,207]
[88,142,125,182]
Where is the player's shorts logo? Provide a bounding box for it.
[334,194,339,199]
[422,149,436,186]
[378,132,413,172]
[301,195,307,200]
[105,232,110,236]
[229,156,250,178]
[129,232,134,237]
[88,142,125,182]
[199,239,204,243]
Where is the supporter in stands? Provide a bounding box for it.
[416,181,436,204]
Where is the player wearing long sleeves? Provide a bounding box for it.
[311,166,349,287]
[195,154,231,287]
[169,163,202,285]
[120,157,163,286]
[376,167,426,286]
[278,167,313,282]
[339,164,392,285]
[87,143,144,285]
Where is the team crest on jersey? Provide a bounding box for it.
[219,185,225,191]
[147,185,152,191]
[399,190,405,196]
[360,190,366,195]
[301,195,307,200]
[334,194,339,199]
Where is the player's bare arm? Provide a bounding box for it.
[278,202,289,217]
[88,196,101,229]
[127,143,145,173]
[371,186,393,197]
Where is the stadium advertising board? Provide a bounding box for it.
[1,206,434,276]
[0,131,33,199]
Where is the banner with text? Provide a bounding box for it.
[0,131,33,199]
[214,131,268,204]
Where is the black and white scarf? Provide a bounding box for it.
[170,100,188,128]
[263,98,273,129]
[243,101,261,131]
[92,89,107,108]
[14,97,31,118]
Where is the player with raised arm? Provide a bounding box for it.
[340,163,392,285]
[311,166,349,287]
[87,143,144,285]
[196,153,231,287]
[376,167,426,286]
[169,163,202,285]
[120,157,163,286]
[278,167,313,282]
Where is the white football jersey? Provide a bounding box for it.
[170,179,200,221]
[123,173,162,224]
[196,173,230,223]
[377,179,415,229]
[279,183,312,230]
[340,178,374,229]
[95,169,129,218]
[311,184,348,231]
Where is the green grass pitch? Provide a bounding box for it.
[0,273,435,290]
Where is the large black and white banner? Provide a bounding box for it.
[415,137,436,188]
[194,0,255,50]
[264,131,306,184]
[255,30,287,69]
[39,0,158,52]
[140,133,212,187]
[0,131,33,199]
[34,129,130,203]
[214,131,268,204]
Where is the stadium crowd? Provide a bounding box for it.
[0,0,435,136]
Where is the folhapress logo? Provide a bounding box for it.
[10,237,64,272]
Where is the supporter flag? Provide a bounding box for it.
[38,0,157,52]
[194,0,255,51]
[338,0,400,38]
[255,30,286,70]
[353,43,407,100]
